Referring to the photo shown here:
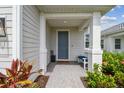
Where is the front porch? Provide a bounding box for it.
[46,62,85,88]
[12,5,113,75]
[40,11,103,73]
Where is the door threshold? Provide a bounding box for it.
[56,59,69,61]
[57,61,70,64]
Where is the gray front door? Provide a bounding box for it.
[58,31,68,59]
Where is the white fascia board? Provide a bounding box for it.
[44,13,92,19]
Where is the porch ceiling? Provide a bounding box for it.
[37,5,114,15]
[47,18,88,27]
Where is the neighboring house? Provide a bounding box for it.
[0,5,113,78]
[101,22,124,52]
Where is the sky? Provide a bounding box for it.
[101,5,124,30]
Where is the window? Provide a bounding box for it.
[85,34,90,48]
[0,17,8,58]
[115,39,121,49]
[0,18,6,37]
[101,40,104,49]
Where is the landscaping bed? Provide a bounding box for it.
[80,77,88,88]
[0,59,49,88]
[81,51,124,88]
[34,75,49,88]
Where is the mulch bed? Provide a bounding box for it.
[80,77,88,88]
[34,75,49,88]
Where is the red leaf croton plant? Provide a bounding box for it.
[0,59,38,88]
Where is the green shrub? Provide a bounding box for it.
[102,51,124,75]
[97,74,116,88]
[86,51,124,88]
[102,60,120,75]
[113,52,124,62]
[102,51,124,62]
[102,51,114,62]
[94,63,101,72]
[87,71,99,88]
[87,71,116,88]
[118,64,124,73]
[114,71,124,88]
[87,64,116,88]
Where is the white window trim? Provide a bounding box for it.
[115,38,121,50]
[56,29,70,61]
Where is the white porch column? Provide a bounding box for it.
[40,15,47,74]
[12,5,23,60]
[88,12,102,71]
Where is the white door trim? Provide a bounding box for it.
[56,29,70,61]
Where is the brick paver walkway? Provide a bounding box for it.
[46,64,85,88]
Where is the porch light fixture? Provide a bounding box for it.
[0,18,6,37]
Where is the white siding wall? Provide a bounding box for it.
[46,23,51,65]
[50,28,56,57]
[22,5,40,71]
[102,36,114,52]
[0,6,13,73]
[50,27,85,61]
[121,37,124,51]
[102,35,124,52]
[70,28,85,61]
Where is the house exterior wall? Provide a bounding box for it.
[102,35,124,52]
[0,6,13,73]
[46,23,51,65]
[0,5,111,74]
[50,27,85,61]
[101,36,114,51]
[22,5,40,71]
[122,37,124,51]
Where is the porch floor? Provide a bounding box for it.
[46,62,85,88]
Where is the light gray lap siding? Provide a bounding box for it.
[22,5,40,71]
[0,6,13,72]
